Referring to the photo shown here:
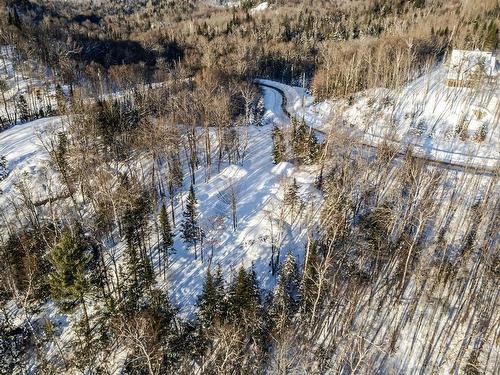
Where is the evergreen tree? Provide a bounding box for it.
[270,252,301,334]
[197,265,226,329]
[213,264,226,309]
[122,190,154,305]
[306,131,320,164]
[181,185,204,259]
[284,178,300,209]
[272,126,285,164]
[300,239,320,314]
[17,95,30,122]
[291,118,319,164]
[248,263,261,308]
[49,229,93,332]
[228,265,260,321]
[159,203,174,272]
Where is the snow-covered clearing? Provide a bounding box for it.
[0,88,321,319]
[0,116,64,207]
[156,87,322,314]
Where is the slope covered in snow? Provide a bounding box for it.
[0,117,64,208]
[0,46,62,127]
[258,65,500,170]
[0,89,320,319]
[161,87,321,315]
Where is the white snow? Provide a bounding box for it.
[2,51,497,374]
[250,2,269,14]
[447,49,498,83]
[166,124,320,315]
[258,64,500,170]
[0,117,63,201]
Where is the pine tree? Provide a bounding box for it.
[17,95,30,122]
[213,264,226,310]
[159,203,174,272]
[272,126,285,164]
[181,185,204,259]
[197,265,226,329]
[291,118,319,164]
[270,252,301,334]
[122,191,154,304]
[300,239,320,314]
[49,229,92,333]
[306,131,320,164]
[228,265,260,321]
[248,263,261,308]
[284,178,300,210]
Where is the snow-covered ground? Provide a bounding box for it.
[257,65,500,170]
[0,46,61,126]
[2,55,497,373]
[250,2,269,15]
[0,87,321,319]
[0,117,64,207]
[157,86,321,314]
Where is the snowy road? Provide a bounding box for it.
[257,79,499,175]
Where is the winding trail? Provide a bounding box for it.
[257,81,498,176]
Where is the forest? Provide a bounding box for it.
[0,0,499,374]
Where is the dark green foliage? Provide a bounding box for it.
[117,289,186,374]
[121,188,154,302]
[284,178,300,209]
[291,117,319,165]
[94,99,140,159]
[17,95,30,122]
[300,239,320,314]
[0,225,54,303]
[181,185,204,256]
[0,321,30,374]
[54,132,69,173]
[269,252,301,333]
[49,229,92,311]
[228,265,261,321]
[159,203,175,268]
[197,265,226,329]
[272,126,285,164]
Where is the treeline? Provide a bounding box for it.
[1,0,497,97]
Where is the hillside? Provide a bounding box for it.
[0,0,499,374]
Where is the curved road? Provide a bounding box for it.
[258,82,498,177]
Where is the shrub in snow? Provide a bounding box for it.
[0,155,8,189]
